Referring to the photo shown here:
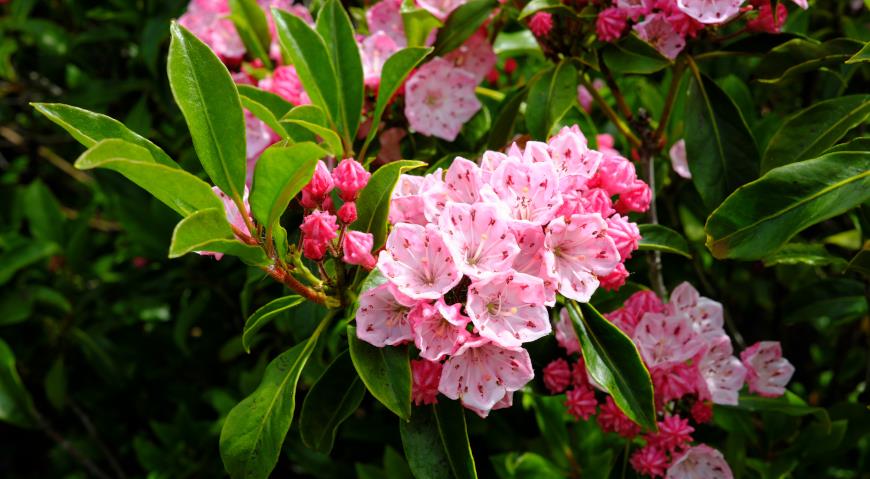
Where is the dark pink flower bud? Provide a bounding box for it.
[333,158,371,201]
[302,238,328,260]
[342,230,376,269]
[337,201,358,224]
[543,359,572,394]
[411,359,442,406]
[300,210,339,243]
[528,12,553,37]
[300,160,334,208]
[564,386,598,420]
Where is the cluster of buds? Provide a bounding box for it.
[299,158,376,269]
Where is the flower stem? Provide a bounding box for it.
[580,75,641,148]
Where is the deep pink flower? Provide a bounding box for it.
[652,362,704,406]
[405,57,481,141]
[690,401,713,424]
[439,202,520,279]
[543,359,572,394]
[740,341,795,397]
[333,158,371,202]
[377,223,462,300]
[491,159,563,225]
[544,213,620,302]
[300,210,339,243]
[746,1,788,33]
[337,201,358,224]
[634,13,686,60]
[409,299,470,361]
[596,7,628,43]
[666,444,733,479]
[258,66,310,106]
[301,160,334,209]
[631,445,669,478]
[617,0,653,20]
[667,10,705,38]
[599,262,630,291]
[593,152,637,196]
[669,139,692,179]
[444,30,497,84]
[607,290,666,336]
[528,12,554,37]
[302,238,328,260]
[357,283,418,347]
[676,0,744,24]
[651,414,695,452]
[565,386,598,420]
[342,230,377,269]
[466,271,551,348]
[598,396,641,438]
[411,359,442,405]
[615,179,652,214]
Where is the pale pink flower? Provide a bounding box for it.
[617,0,653,19]
[607,290,665,336]
[179,0,246,63]
[300,210,339,242]
[528,12,554,37]
[543,359,572,394]
[409,299,470,361]
[439,202,520,279]
[667,282,725,339]
[790,0,808,8]
[544,213,620,302]
[491,159,563,225]
[666,444,733,479]
[443,157,486,203]
[634,13,686,60]
[333,158,371,201]
[360,31,400,88]
[466,271,551,347]
[596,7,628,42]
[511,223,558,305]
[669,139,692,179]
[438,338,534,416]
[598,396,641,438]
[244,111,280,186]
[377,223,462,299]
[676,0,744,24]
[258,66,310,105]
[416,0,467,20]
[631,445,669,478]
[342,230,377,269]
[266,2,313,61]
[699,334,747,405]
[367,0,407,47]
[577,85,594,113]
[199,187,252,261]
[443,30,497,84]
[555,308,582,355]
[549,126,601,185]
[405,58,481,141]
[411,359,443,405]
[565,386,598,420]
[740,341,795,397]
[389,174,428,225]
[356,283,418,347]
[633,312,704,367]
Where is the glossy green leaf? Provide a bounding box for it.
[762,243,847,268]
[722,391,831,432]
[220,317,329,479]
[705,151,870,260]
[488,86,529,150]
[567,301,656,431]
[168,23,247,202]
[400,402,477,479]
[32,102,174,166]
[784,278,868,325]
[240,96,288,140]
[0,241,59,286]
[350,160,427,250]
[684,71,759,209]
[401,2,442,48]
[845,41,870,64]
[602,34,671,75]
[518,0,573,19]
[75,139,223,217]
[250,142,326,231]
[169,208,269,266]
[526,61,578,140]
[432,0,496,56]
[347,326,411,420]
[237,84,294,120]
[22,180,65,244]
[273,9,340,128]
[316,0,364,142]
[0,338,37,428]
[242,296,304,353]
[637,224,692,258]
[299,349,366,453]
[279,117,343,157]
[756,38,863,84]
[762,94,870,172]
[229,0,272,66]
[493,30,541,57]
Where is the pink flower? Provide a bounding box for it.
[652,362,704,405]
[631,445,669,478]
[300,210,339,242]
[615,179,652,214]
[389,174,428,225]
[411,359,442,405]
[572,357,591,388]
[528,12,554,37]
[669,139,692,179]
[698,335,746,405]
[466,271,551,347]
[555,309,582,355]
[333,158,371,202]
[244,111,280,186]
[606,214,641,261]
[746,1,788,33]
[409,299,471,361]
[301,160,334,209]
[439,202,520,279]
[577,85,594,113]
[593,152,637,196]
[740,341,795,397]
[607,290,666,336]
[617,0,653,20]
[549,126,601,185]
[258,66,310,106]
[666,10,705,38]
[544,213,620,302]
[438,338,534,416]
[633,312,704,367]
[511,223,558,305]
[690,401,713,424]
[443,157,486,204]
[651,414,695,452]
[789,0,808,8]
[543,359,572,394]
[596,7,628,42]
[367,0,407,47]
[598,396,641,438]
[179,0,246,63]
[199,186,252,260]
[443,30,497,84]
[405,57,481,141]
[565,386,598,420]
[634,13,686,60]
[376,127,407,164]
[377,223,462,300]
[491,159,563,225]
[668,282,725,339]
[302,238,327,260]
[337,201,358,224]
[356,283,418,347]
[342,230,377,269]
[666,444,733,479]
[599,262,630,291]
[416,0,467,20]
[676,0,744,24]
[360,31,401,88]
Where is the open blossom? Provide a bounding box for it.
[543,359,572,393]
[367,0,406,46]
[698,335,746,405]
[409,300,470,361]
[440,202,520,278]
[631,445,669,478]
[565,386,598,419]
[360,32,400,88]
[416,0,467,20]
[492,159,563,225]
[555,309,582,355]
[544,213,621,302]
[179,0,245,63]
[443,30,497,84]
[666,444,733,479]
[740,341,795,397]
[675,0,744,24]
[357,283,418,347]
[466,271,551,347]
[633,312,704,367]
[411,359,443,405]
[377,223,462,300]
[634,13,686,60]
[669,139,692,179]
[405,57,481,141]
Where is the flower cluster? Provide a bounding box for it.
[547,282,795,478]
[594,0,808,59]
[356,125,650,417]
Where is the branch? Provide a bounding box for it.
[652,58,686,146]
[579,75,641,148]
[34,411,113,479]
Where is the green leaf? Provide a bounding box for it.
[762,95,870,173]
[229,0,272,66]
[0,338,37,428]
[784,278,868,325]
[22,180,65,244]
[493,30,541,57]
[32,102,174,166]
[847,240,870,277]
[487,86,529,150]
[0,241,59,286]
[273,9,340,128]
[347,326,411,420]
[762,243,847,268]
[518,0,573,19]
[279,117,344,157]
[240,96,288,140]
[350,160,427,250]
[684,71,759,209]
[168,23,247,202]
[845,41,870,64]
[567,301,656,431]
[169,209,269,266]
[400,401,477,479]
[705,150,870,260]
[75,139,223,217]
[401,2,443,48]
[361,47,431,158]
[299,349,366,453]
[220,316,330,479]
[756,38,863,84]
[525,60,578,140]
[44,358,66,410]
[722,391,831,432]
[250,142,326,232]
[432,0,496,56]
[637,224,692,258]
[242,296,304,353]
[316,0,364,143]
[602,34,671,75]
[237,84,294,120]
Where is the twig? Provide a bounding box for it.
[599,61,632,121]
[640,149,667,299]
[652,58,686,145]
[68,399,127,479]
[33,410,113,479]
[580,75,641,148]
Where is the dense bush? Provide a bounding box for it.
[1,0,868,478]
